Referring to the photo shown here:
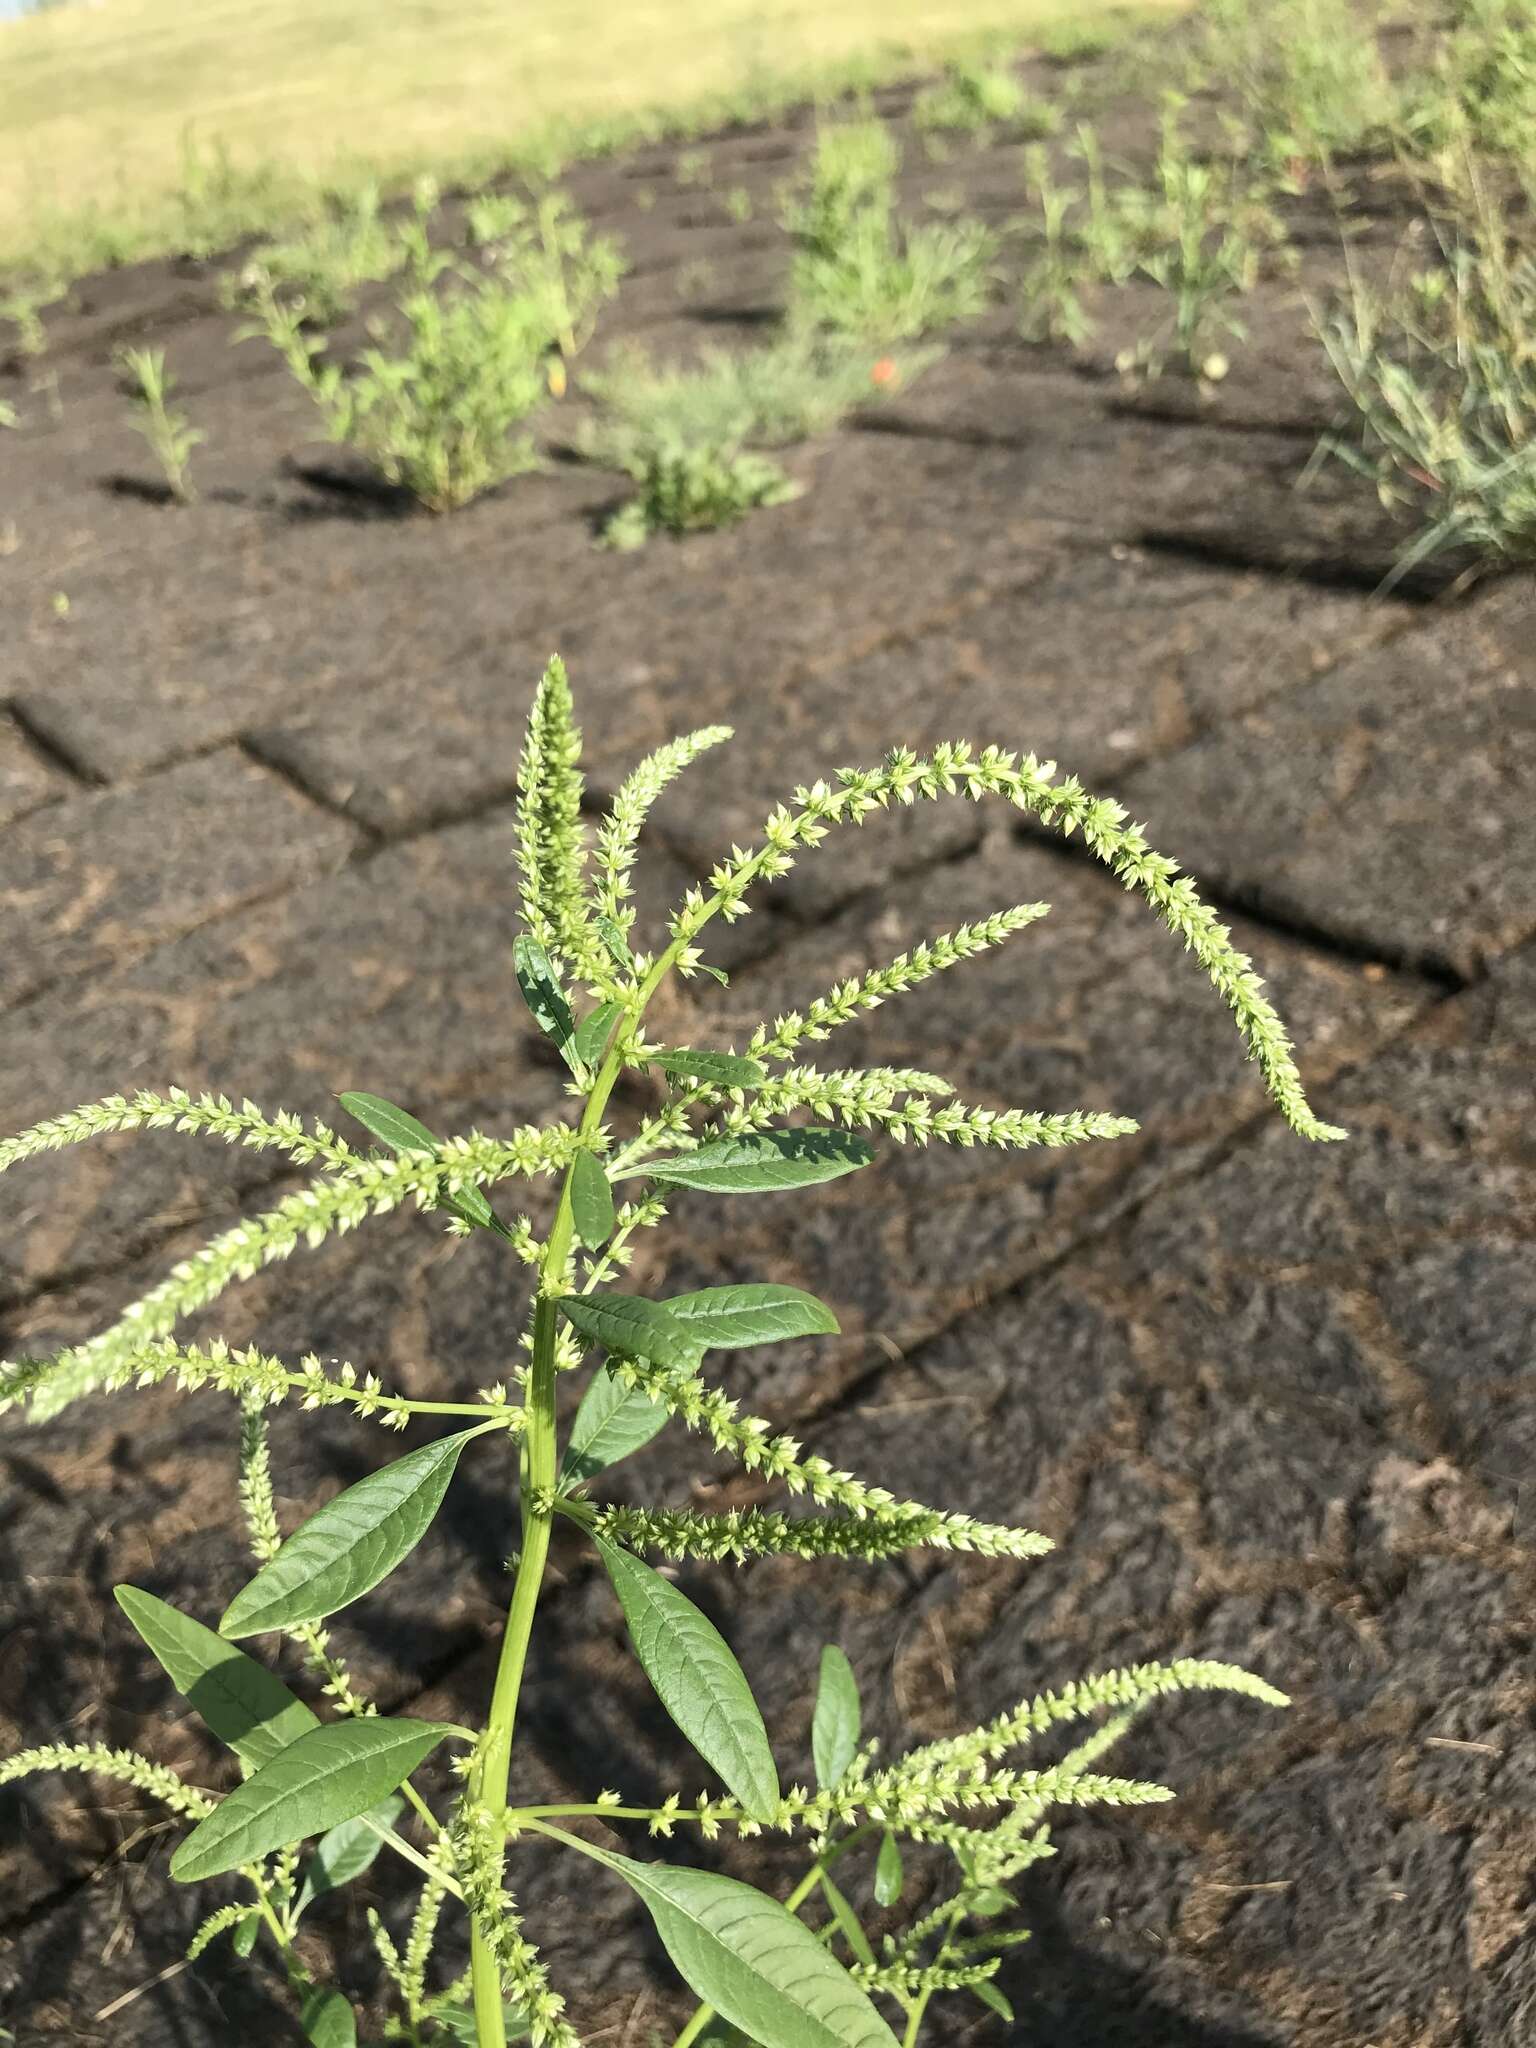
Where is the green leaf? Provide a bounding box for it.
[570,1149,617,1250]
[649,1048,767,1089]
[556,1291,700,1371]
[634,1130,875,1195]
[665,1284,839,1351]
[514,934,577,1065]
[573,999,627,1073]
[221,1429,488,1638]
[170,1718,456,1882]
[593,1535,779,1823]
[232,1911,260,1957]
[114,1586,318,1768]
[559,1364,667,1486]
[338,1092,442,1158]
[338,1092,499,1235]
[971,1981,1014,2023]
[812,1646,861,1791]
[963,1886,1015,1920]
[301,1987,358,2048]
[819,1872,875,1968]
[580,1845,900,2048]
[695,961,731,988]
[293,1796,405,1919]
[873,1832,903,1908]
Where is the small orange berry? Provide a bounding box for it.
[870,356,898,388]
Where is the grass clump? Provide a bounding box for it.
[787,115,996,343]
[1312,171,1536,582]
[0,657,1342,2048]
[915,56,1057,138]
[1400,0,1536,161]
[581,331,927,457]
[114,345,204,503]
[579,330,932,546]
[1188,0,1398,166]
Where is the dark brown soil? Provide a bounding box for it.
[2,27,1534,2048]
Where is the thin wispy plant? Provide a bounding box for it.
[1310,154,1536,583]
[114,343,204,503]
[0,661,1345,2048]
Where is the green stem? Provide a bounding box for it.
[899,1897,967,2048]
[668,2006,715,2048]
[467,1007,638,2048]
[467,917,739,2047]
[467,1292,558,2046]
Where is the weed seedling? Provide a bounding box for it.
[173,129,305,263]
[1,274,59,359]
[115,346,204,503]
[1018,146,1097,345]
[916,57,1026,134]
[581,330,929,460]
[787,116,996,344]
[1116,103,1290,380]
[241,217,570,512]
[579,330,933,543]
[601,441,801,547]
[1187,0,1398,166]
[223,183,406,327]
[1017,109,1289,376]
[0,660,1343,2047]
[463,187,624,365]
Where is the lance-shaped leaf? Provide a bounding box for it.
[557,1292,700,1371]
[338,1092,500,1236]
[579,1842,900,2048]
[559,1364,668,1486]
[594,1535,779,1822]
[664,1284,839,1351]
[171,1718,456,1882]
[293,1796,405,1918]
[649,1048,767,1089]
[570,1149,617,1250]
[812,1646,861,1791]
[301,1987,358,2048]
[873,1832,903,1907]
[971,1982,1014,2023]
[220,1428,489,1637]
[514,935,577,1067]
[632,1130,875,1195]
[819,1873,875,1968]
[115,1586,318,1767]
[573,999,627,1074]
